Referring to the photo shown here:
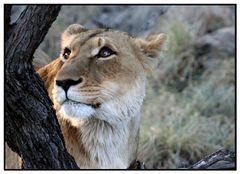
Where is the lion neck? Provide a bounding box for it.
[57,79,145,169]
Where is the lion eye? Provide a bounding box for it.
[63,48,71,60]
[97,47,116,58]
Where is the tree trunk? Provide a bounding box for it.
[5,5,79,169]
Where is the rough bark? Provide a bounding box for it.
[179,149,235,170]
[4,5,12,40]
[5,5,79,169]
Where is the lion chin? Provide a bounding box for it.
[59,101,95,126]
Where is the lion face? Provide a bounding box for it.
[51,24,166,124]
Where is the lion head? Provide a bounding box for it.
[38,24,166,126]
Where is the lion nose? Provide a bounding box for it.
[56,77,83,92]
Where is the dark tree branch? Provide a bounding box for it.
[189,149,235,169]
[4,5,12,40]
[4,5,12,26]
[179,149,236,170]
[5,5,79,169]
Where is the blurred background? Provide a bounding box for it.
[12,5,236,169]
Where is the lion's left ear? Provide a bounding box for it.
[134,33,167,74]
[136,33,167,58]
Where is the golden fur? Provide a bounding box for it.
[33,49,52,71]
[6,24,166,169]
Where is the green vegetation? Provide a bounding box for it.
[139,16,235,169]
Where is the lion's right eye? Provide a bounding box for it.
[63,48,71,60]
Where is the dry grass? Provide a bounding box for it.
[138,13,235,168]
[139,81,234,168]
[152,20,199,91]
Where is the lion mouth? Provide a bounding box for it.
[63,100,101,109]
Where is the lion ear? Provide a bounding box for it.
[61,24,87,49]
[62,24,86,39]
[137,34,167,58]
[134,33,167,74]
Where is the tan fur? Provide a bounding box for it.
[5,143,22,169]
[33,49,52,71]
[5,24,166,169]
[40,24,166,169]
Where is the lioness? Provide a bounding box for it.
[37,24,166,169]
